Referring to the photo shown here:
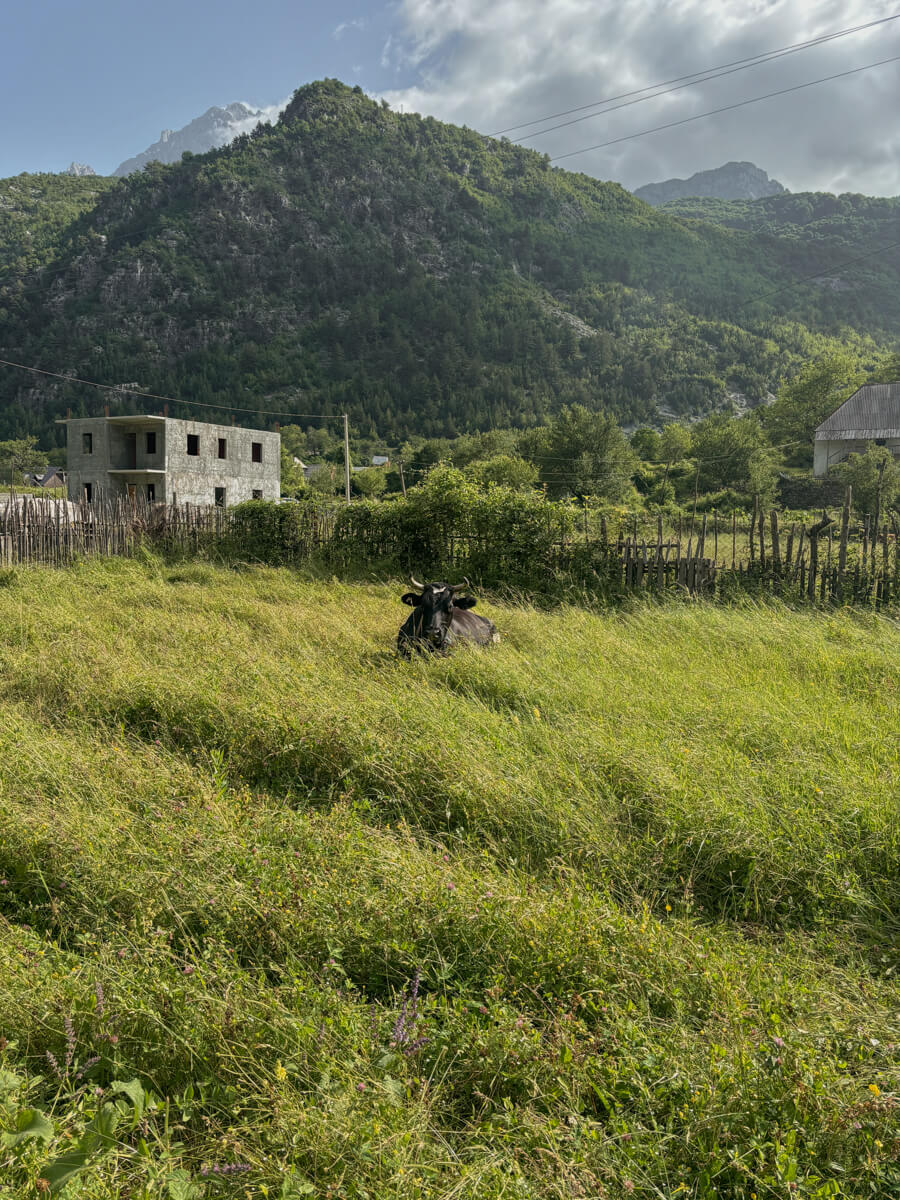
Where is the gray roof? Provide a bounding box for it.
[815,383,900,441]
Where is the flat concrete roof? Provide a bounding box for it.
[56,417,169,427]
[56,415,167,425]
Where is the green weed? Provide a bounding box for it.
[0,558,897,1198]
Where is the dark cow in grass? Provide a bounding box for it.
[397,576,499,657]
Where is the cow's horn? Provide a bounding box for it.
[409,575,426,591]
[450,577,470,593]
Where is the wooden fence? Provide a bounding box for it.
[607,491,899,607]
[2,487,896,610]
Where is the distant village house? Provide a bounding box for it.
[24,466,66,489]
[813,382,900,476]
[62,415,280,505]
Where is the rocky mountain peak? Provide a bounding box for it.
[62,162,97,177]
[113,102,265,176]
[633,162,788,206]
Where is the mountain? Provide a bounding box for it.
[646,190,900,242]
[0,172,117,279]
[0,81,896,448]
[62,162,97,177]
[633,162,788,206]
[113,102,266,176]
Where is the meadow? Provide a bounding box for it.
[0,557,897,1199]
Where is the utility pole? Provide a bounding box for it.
[343,413,351,504]
[398,460,407,497]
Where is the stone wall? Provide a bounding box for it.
[777,473,848,510]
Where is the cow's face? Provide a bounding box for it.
[401,582,477,649]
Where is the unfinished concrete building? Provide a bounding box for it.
[62,415,281,505]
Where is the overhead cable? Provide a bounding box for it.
[513,16,900,143]
[550,54,900,162]
[490,12,900,137]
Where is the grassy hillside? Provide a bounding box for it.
[0,558,897,1198]
[0,81,895,446]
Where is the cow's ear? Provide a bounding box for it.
[453,595,477,609]
[401,592,422,606]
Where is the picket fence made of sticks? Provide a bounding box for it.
[1,489,896,609]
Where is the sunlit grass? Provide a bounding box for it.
[0,557,897,1198]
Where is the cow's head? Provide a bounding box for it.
[401,576,477,649]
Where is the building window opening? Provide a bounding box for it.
[187,434,200,456]
[251,441,262,463]
[252,489,263,500]
[146,431,157,454]
[84,482,93,503]
[82,432,93,454]
[214,487,226,507]
[147,483,155,502]
[218,437,227,459]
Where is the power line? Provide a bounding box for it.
[0,357,345,422]
[550,54,900,163]
[490,12,900,137]
[512,16,900,143]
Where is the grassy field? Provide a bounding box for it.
[0,557,897,1199]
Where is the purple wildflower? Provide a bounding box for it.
[76,1056,100,1081]
[64,1018,76,1074]
[391,969,427,1056]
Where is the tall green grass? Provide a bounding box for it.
[0,558,897,1198]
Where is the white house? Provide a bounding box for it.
[813,382,900,476]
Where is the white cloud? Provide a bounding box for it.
[231,98,292,139]
[380,0,900,194]
[333,18,367,39]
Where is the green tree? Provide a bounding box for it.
[835,443,900,516]
[870,351,900,383]
[308,465,340,496]
[630,427,661,461]
[470,454,539,491]
[764,352,865,466]
[0,437,46,482]
[659,423,693,465]
[528,406,636,500]
[352,468,387,498]
[690,414,773,494]
[280,449,308,496]
[280,424,308,460]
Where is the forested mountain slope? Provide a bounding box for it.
[657,190,900,246]
[0,173,116,280]
[0,81,896,445]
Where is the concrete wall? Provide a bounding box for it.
[165,419,280,506]
[813,437,900,476]
[65,418,114,502]
[65,417,280,504]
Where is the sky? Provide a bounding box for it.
[3,0,900,193]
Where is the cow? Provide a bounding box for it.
[397,576,500,657]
